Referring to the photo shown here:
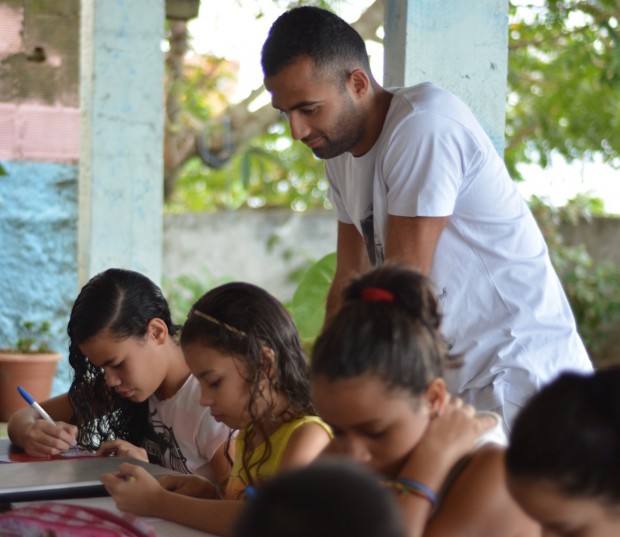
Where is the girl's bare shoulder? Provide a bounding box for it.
[427,446,539,537]
[278,419,332,469]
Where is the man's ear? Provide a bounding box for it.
[348,68,370,99]
[148,318,169,344]
[424,378,449,417]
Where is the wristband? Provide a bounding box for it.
[391,477,437,508]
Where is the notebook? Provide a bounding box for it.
[0,455,182,503]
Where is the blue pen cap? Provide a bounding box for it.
[17,385,35,405]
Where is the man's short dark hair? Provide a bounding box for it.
[261,6,371,81]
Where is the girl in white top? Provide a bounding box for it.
[310,263,539,537]
[8,268,230,483]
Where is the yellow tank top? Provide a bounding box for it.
[224,415,331,500]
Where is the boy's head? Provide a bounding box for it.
[233,457,406,537]
[506,367,620,536]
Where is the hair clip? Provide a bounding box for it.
[192,309,248,337]
[360,287,395,302]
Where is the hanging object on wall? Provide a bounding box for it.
[197,115,235,169]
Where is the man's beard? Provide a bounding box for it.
[310,97,365,159]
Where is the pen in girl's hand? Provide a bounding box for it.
[17,386,57,426]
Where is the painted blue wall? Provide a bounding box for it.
[0,161,78,394]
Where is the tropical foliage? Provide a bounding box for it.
[506,0,620,178]
[529,194,620,359]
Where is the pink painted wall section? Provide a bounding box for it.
[0,103,79,161]
[0,4,23,57]
[0,1,80,162]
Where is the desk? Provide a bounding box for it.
[0,439,218,536]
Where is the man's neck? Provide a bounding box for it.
[351,87,393,157]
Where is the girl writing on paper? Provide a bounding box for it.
[8,268,230,483]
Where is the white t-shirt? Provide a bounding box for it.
[327,82,592,415]
[146,375,230,480]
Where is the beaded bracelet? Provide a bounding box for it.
[388,481,434,505]
[387,478,438,508]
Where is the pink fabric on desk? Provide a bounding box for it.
[0,501,156,537]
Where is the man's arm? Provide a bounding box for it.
[385,215,449,275]
[325,221,371,320]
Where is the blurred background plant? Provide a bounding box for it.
[529,194,620,360]
[162,269,233,324]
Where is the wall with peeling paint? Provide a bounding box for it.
[0,1,80,397]
[0,0,164,396]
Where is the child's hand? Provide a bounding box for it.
[159,474,217,498]
[22,420,78,457]
[96,439,148,461]
[399,397,496,488]
[101,462,165,516]
[420,397,496,462]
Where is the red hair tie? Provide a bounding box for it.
[360,287,395,302]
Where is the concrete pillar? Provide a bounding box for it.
[384,0,509,155]
[79,0,165,286]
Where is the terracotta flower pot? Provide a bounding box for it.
[0,352,62,422]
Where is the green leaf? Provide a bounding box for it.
[289,252,336,347]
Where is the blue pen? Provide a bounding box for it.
[17,386,57,426]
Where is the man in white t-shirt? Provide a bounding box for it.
[260,6,592,427]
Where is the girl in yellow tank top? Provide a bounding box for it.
[101,282,331,536]
[226,415,330,499]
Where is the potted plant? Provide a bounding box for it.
[0,320,62,422]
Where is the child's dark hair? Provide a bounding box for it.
[233,457,406,537]
[261,6,371,84]
[311,264,447,399]
[181,281,314,488]
[67,268,180,450]
[506,367,620,507]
